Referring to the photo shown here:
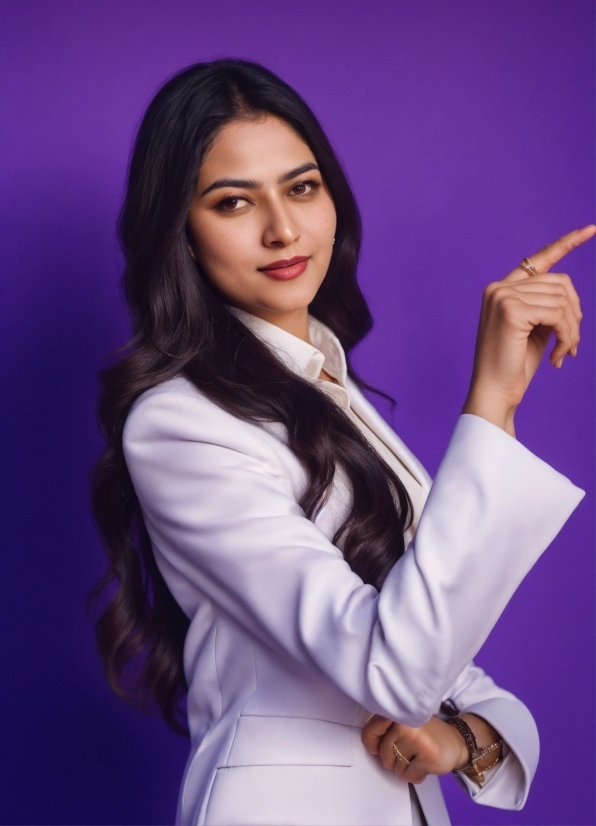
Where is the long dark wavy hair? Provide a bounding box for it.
[90,58,412,736]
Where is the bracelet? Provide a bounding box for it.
[476,752,502,773]
[446,715,503,786]
[470,740,501,765]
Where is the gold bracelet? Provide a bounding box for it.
[446,716,503,786]
[478,753,502,773]
[470,740,502,765]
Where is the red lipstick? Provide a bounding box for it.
[258,256,309,280]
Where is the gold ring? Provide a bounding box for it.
[392,742,411,765]
[520,257,540,277]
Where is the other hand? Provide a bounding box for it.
[361,714,470,785]
[463,224,596,436]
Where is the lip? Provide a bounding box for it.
[259,255,309,271]
[258,255,310,281]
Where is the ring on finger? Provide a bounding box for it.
[392,742,411,765]
[520,257,540,277]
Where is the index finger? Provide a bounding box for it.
[526,224,596,274]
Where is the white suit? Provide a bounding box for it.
[123,307,584,825]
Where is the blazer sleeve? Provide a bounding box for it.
[440,661,538,810]
[122,381,584,727]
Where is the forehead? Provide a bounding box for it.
[199,116,316,182]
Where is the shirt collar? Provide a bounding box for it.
[226,304,350,408]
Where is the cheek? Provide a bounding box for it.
[194,217,253,271]
[309,198,337,242]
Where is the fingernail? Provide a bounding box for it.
[572,345,578,357]
[556,357,564,368]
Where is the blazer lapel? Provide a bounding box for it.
[346,377,433,493]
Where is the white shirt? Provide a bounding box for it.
[227,305,428,545]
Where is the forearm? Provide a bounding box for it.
[462,388,517,437]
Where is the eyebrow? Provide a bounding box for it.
[199,162,320,197]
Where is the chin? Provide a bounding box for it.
[255,284,321,312]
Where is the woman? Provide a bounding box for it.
[91,59,593,825]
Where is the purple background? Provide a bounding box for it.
[1,1,594,824]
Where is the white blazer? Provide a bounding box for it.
[123,309,584,826]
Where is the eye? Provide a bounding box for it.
[290,179,322,197]
[214,195,248,213]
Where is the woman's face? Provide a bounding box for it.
[187,115,337,327]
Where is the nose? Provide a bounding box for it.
[262,198,299,248]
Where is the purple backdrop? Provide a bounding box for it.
[1,1,594,824]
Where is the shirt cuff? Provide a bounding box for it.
[453,696,539,810]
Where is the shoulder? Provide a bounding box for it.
[123,375,290,473]
[124,376,219,440]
